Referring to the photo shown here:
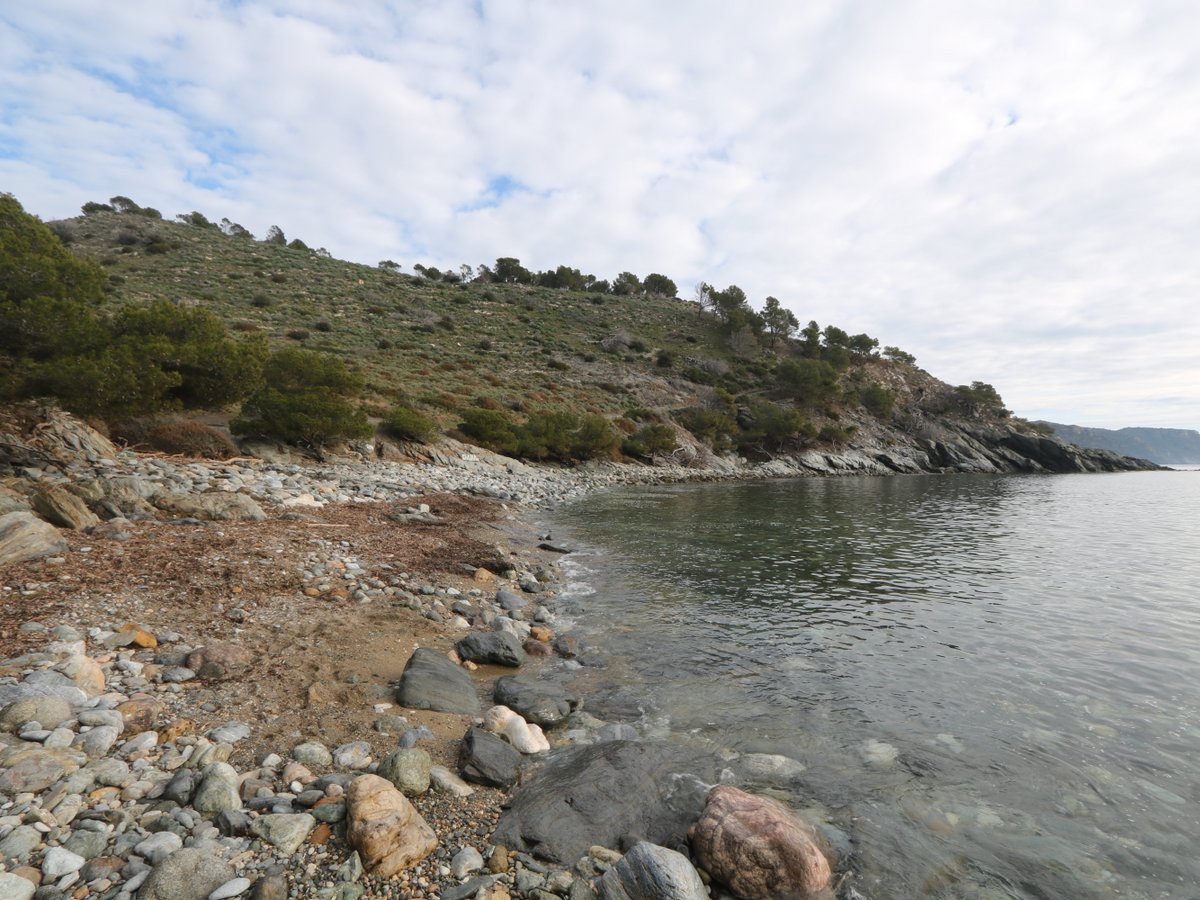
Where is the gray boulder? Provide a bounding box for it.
[458,727,521,788]
[0,511,67,566]
[597,842,707,900]
[456,632,525,668]
[395,648,480,715]
[137,847,235,900]
[494,676,580,726]
[493,740,717,865]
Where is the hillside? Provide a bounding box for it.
[1041,423,1200,465]
[0,197,1159,475]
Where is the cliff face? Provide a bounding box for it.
[748,419,1163,479]
[1040,422,1200,465]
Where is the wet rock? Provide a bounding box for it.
[456,632,525,668]
[346,774,438,876]
[495,590,527,611]
[458,727,521,788]
[0,512,68,566]
[186,642,252,681]
[689,785,832,899]
[596,842,706,900]
[493,740,717,865]
[394,648,481,715]
[137,846,236,900]
[31,486,100,530]
[249,813,316,855]
[376,748,431,797]
[484,705,549,754]
[493,676,580,726]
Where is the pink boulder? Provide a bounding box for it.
[690,785,832,900]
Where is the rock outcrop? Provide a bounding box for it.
[0,511,67,566]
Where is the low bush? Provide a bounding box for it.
[621,423,677,459]
[380,405,436,443]
[144,420,240,458]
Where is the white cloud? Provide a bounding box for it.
[1,0,1198,428]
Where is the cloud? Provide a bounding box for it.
[1,0,1197,428]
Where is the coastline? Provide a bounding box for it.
[0,416,1171,899]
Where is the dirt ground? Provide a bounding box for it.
[0,493,548,771]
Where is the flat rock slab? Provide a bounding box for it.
[494,676,580,727]
[395,648,481,716]
[493,740,718,865]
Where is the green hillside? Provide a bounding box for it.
[2,193,1024,459]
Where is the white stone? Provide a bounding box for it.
[483,705,550,754]
[41,846,85,878]
[208,876,252,899]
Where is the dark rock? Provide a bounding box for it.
[162,771,196,805]
[458,727,521,788]
[596,841,706,900]
[537,542,571,554]
[494,676,580,727]
[215,809,252,837]
[395,648,480,715]
[496,590,527,611]
[456,632,525,668]
[493,740,717,865]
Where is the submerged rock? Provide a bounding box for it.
[493,676,580,726]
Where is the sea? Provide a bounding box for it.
[544,467,1200,899]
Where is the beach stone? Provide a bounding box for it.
[138,846,236,900]
[63,828,109,860]
[689,785,832,899]
[76,708,123,729]
[31,487,100,530]
[493,676,580,726]
[192,763,242,816]
[458,727,521,788]
[346,774,438,876]
[493,740,717,865]
[333,741,373,770]
[430,765,474,798]
[154,492,266,522]
[495,590,527,611]
[249,813,315,855]
[249,873,288,900]
[451,846,484,878]
[40,846,85,878]
[119,623,159,648]
[54,655,106,696]
[292,741,333,766]
[0,682,87,708]
[208,877,251,900]
[0,749,67,794]
[395,648,480,715]
[186,643,252,680]
[0,872,35,900]
[596,842,706,900]
[376,748,431,797]
[484,705,550,754]
[207,723,251,744]
[88,756,132,788]
[0,512,68,566]
[163,770,197,805]
[135,832,183,865]
[0,695,72,733]
[73,725,120,757]
[0,824,43,859]
[456,632,525,668]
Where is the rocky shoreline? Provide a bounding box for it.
[0,409,1165,900]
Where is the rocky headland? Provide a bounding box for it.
[0,406,1161,900]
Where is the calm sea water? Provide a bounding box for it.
[547,470,1200,899]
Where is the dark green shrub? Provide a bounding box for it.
[656,349,673,368]
[232,348,370,446]
[251,294,273,307]
[287,329,309,341]
[376,339,393,350]
[677,407,738,451]
[737,401,812,455]
[858,383,895,417]
[622,423,676,459]
[459,408,519,454]
[313,320,333,332]
[380,405,436,443]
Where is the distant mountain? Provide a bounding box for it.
[1040,423,1200,464]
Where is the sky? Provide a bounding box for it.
[2,1,1198,430]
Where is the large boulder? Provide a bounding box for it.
[30,486,100,529]
[493,740,717,864]
[346,774,438,876]
[395,648,480,715]
[154,492,267,522]
[456,632,525,667]
[689,785,832,900]
[458,727,521,788]
[494,676,580,726]
[137,847,235,900]
[0,511,67,566]
[597,841,707,900]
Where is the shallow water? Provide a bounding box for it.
[548,471,1200,899]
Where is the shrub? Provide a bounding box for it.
[376,339,393,350]
[547,359,569,371]
[858,383,895,417]
[251,294,273,307]
[232,349,370,446]
[144,420,239,458]
[737,401,812,455]
[676,407,738,451]
[656,349,673,368]
[287,329,310,341]
[622,423,676,459]
[459,408,519,454]
[270,272,287,283]
[313,320,333,332]
[380,405,436,443]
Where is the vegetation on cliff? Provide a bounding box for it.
[1,192,1025,459]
